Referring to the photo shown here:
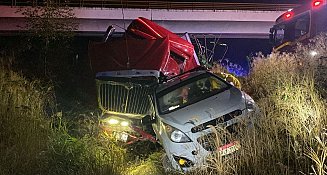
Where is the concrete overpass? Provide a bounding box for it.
[0,5,286,38]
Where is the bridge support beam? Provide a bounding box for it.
[0,6,283,38]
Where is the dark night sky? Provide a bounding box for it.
[200,38,272,76]
[219,38,272,76]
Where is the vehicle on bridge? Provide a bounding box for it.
[89,17,257,172]
[269,0,327,51]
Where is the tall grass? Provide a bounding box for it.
[0,56,131,175]
[191,34,327,175]
[244,35,326,175]
[0,56,52,175]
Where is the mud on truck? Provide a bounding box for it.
[89,17,258,172]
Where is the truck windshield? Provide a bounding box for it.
[156,73,230,114]
[271,12,310,46]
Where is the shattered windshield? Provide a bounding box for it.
[157,73,230,114]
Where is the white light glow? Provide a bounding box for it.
[121,121,129,127]
[287,8,293,12]
[168,105,180,111]
[310,51,318,57]
[108,118,119,125]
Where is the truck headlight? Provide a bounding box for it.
[108,118,119,125]
[103,117,130,127]
[120,121,129,127]
[163,123,191,143]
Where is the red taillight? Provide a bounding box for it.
[284,12,293,19]
[313,0,323,7]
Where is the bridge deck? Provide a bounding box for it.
[0,0,298,11]
[0,1,293,38]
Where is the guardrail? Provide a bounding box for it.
[1,0,298,11]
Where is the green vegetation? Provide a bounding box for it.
[0,33,326,175]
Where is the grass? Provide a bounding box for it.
[0,56,52,175]
[0,55,144,175]
[188,34,327,175]
[0,34,326,175]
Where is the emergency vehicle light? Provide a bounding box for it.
[284,12,293,19]
[313,0,323,7]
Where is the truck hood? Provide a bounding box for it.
[160,87,245,127]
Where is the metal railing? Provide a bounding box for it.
[2,0,299,11]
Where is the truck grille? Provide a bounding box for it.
[97,80,153,116]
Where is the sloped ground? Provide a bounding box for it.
[0,34,326,175]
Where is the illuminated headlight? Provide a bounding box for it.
[243,92,255,112]
[108,118,119,125]
[120,121,129,127]
[103,117,130,127]
[163,123,191,143]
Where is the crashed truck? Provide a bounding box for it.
[89,17,257,171]
[89,17,200,143]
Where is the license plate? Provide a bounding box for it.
[120,133,129,142]
[114,132,129,142]
[218,141,241,156]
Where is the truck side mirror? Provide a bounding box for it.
[103,25,115,42]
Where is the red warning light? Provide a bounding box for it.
[313,0,323,7]
[284,12,293,19]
